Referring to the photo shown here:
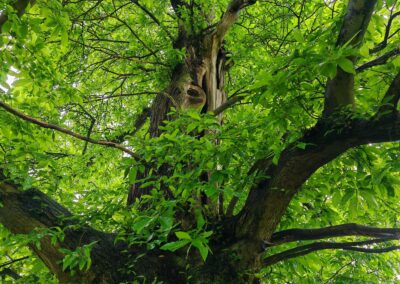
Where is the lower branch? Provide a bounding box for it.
[356,48,400,73]
[232,111,400,263]
[270,223,400,246]
[264,238,399,267]
[0,173,124,283]
[0,268,21,280]
[0,171,184,283]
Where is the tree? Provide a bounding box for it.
[0,0,400,282]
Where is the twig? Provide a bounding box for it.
[131,0,174,40]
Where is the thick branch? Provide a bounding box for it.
[233,74,400,258]
[264,238,399,267]
[0,100,141,160]
[323,0,377,116]
[0,174,124,283]
[214,0,256,45]
[270,223,400,246]
[235,110,400,241]
[370,11,400,54]
[356,47,400,73]
[0,172,184,283]
[0,267,22,280]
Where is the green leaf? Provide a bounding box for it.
[341,190,354,206]
[133,217,153,233]
[386,0,395,6]
[320,62,337,79]
[296,142,307,150]
[337,58,355,74]
[195,210,205,229]
[128,167,138,184]
[359,45,370,57]
[192,239,209,261]
[202,231,213,238]
[159,216,173,230]
[175,231,191,240]
[292,29,304,43]
[160,240,190,252]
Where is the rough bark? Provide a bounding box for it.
[323,0,377,117]
[220,0,378,267]
[127,0,243,204]
[0,172,185,283]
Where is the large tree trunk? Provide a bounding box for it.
[128,19,230,204]
[4,1,400,283]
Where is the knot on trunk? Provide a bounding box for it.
[182,84,207,109]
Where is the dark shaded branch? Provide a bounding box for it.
[0,0,36,31]
[323,0,377,116]
[0,100,141,160]
[356,47,400,73]
[82,118,95,155]
[226,196,239,217]
[0,172,184,283]
[0,268,22,280]
[376,71,400,115]
[370,11,400,54]
[270,223,400,246]
[0,174,124,283]
[72,104,96,155]
[234,75,400,245]
[0,256,29,269]
[235,110,400,243]
[264,238,399,267]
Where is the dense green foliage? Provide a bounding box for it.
[0,0,399,282]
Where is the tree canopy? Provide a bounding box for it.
[0,0,400,283]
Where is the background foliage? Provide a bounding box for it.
[0,0,399,282]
